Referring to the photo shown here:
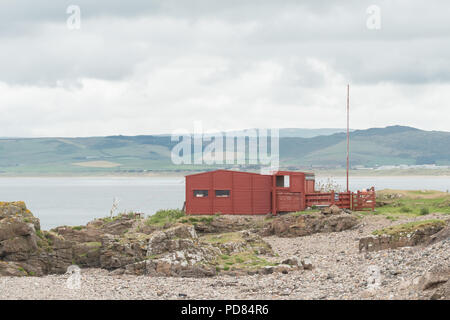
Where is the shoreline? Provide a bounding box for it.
[0,171,449,178]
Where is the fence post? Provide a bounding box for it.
[357,190,360,211]
[351,192,354,210]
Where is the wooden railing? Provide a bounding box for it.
[305,191,351,209]
[305,188,375,211]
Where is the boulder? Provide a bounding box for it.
[321,205,343,215]
[259,266,274,275]
[281,256,301,267]
[273,264,292,274]
[301,258,313,270]
[424,226,450,246]
[418,265,450,300]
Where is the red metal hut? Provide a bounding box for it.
[186,169,318,215]
[185,169,375,215]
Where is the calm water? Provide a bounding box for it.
[0,176,448,230]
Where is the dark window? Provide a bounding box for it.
[215,190,230,197]
[276,175,290,187]
[194,190,208,198]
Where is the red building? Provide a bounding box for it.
[185,169,319,215]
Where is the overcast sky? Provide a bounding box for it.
[1,0,449,137]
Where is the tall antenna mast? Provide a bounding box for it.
[346,84,350,192]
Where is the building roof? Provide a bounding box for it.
[185,169,315,177]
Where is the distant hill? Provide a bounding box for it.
[219,128,349,138]
[279,128,350,138]
[280,126,450,167]
[0,126,448,174]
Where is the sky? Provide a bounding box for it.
[0,0,449,137]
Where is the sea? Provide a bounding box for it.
[0,176,448,229]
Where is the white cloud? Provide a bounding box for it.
[0,0,449,137]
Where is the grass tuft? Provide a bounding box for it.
[145,209,185,226]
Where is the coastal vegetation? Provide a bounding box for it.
[370,189,450,219]
[144,209,185,226]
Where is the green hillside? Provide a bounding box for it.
[0,126,448,175]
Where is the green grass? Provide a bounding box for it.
[178,216,215,224]
[372,219,446,236]
[84,241,102,247]
[215,251,277,271]
[202,232,243,244]
[101,212,140,224]
[372,192,450,218]
[17,267,26,274]
[399,206,412,213]
[145,209,185,226]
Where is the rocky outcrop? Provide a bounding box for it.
[206,230,273,256]
[120,225,220,277]
[2,201,360,278]
[359,220,447,252]
[111,226,281,277]
[0,202,73,276]
[51,226,103,243]
[261,212,359,238]
[72,242,102,268]
[1,202,283,278]
[100,233,150,270]
[0,202,149,276]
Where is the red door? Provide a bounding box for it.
[276,191,302,212]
